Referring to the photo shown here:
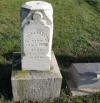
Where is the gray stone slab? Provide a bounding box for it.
[67,63,100,96]
[11,52,62,101]
[72,63,100,74]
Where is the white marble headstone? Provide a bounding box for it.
[21,1,53,71]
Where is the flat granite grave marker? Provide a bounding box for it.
[11,1,62,101]
[67,63,100,96]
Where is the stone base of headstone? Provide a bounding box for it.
[11,51,62,101]
[67,63,100,96]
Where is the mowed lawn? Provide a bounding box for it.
[0,0,100,103]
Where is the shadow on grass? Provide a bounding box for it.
[2,52,13,61]
[84,0,100,12]
[55,54,100,69]
[0,64,12,100]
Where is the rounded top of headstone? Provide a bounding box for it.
[22,1,53,10]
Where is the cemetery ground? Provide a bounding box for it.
[0,0,100,103]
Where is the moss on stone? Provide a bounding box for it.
[12,70,30,78]
[12,69,51,79]
[31,70,50,73]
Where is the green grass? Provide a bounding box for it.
[0,0,100,102]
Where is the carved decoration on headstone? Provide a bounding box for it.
[21,1,53,70]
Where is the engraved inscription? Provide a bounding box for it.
[23,12,50,60]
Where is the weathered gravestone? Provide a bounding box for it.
[11,1,62,101]
[21,1,53,71]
